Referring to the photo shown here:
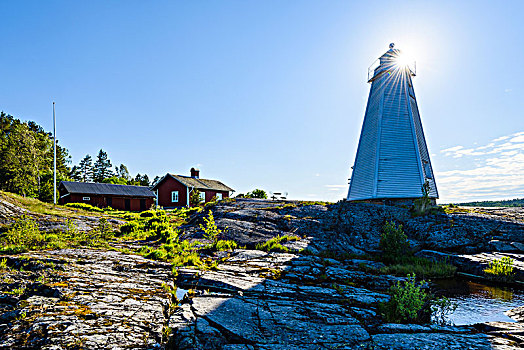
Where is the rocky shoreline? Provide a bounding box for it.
[1,198,524,349]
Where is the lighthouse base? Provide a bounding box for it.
[349,198,437,207]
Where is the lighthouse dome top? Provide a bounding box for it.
[389,43,395,49]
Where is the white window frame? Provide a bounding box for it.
[171,191,179,203]
[216,193,223,201]
[199,191,206,202]
[82,197,90,201]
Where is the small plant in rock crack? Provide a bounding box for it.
[431,296,457,326]
[162,326,172,341]
[200,210,221,243]
[199,210,236,252]
[0,258,8,271]
[484,256,515,282]
[380,273,430,324]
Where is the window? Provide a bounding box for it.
[199,191,206,202]
[216,193,223,200]
[171,191,179,202]
[82,197,90,201]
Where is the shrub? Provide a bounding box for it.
[200,211,221,243]
[172,251,202,267]
[379,221,409,261]
[139,210,157,218]
[64,203,104,213]
[190,189,203,207]
[92,218,114,241]
[146,249,168,261]
[431,296,457,326]
[246,189,267,199]
[120,221,140,235]
[145,216,167,230]
[204,196,220,209]
[157,227,179,243]
[484,256,515,282]
[3,215,41,246]
[381,274,429,324]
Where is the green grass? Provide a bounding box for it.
[214,239,238,251]
[256,234,300,253]
[0,190,140,222]
[0,215,116,254]
[0,191,95,217]
[380,257,457,279]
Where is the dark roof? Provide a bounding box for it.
[59,181,156,197]
[153,174,234,192]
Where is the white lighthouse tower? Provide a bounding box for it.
[347,44,438,203]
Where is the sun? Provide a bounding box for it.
[395,52,413,67]
[393,48,416,75]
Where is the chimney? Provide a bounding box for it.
[190,167,200,179]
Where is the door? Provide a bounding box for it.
[140,199,146,211]
[124,199,131,211]
[106,197,113,208]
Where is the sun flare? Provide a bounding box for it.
[395,52,412,67]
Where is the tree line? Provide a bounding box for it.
[456,198,524,207]
[0,112,157,202]
[69,150,157,187]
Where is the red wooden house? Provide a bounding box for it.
[152,168,234,208]
[58,181,156,211]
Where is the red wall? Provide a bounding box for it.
[156,177,189,208]
[156,176,229,208]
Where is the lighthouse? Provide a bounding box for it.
[347,43,438,203]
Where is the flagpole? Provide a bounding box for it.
[53,102,57,205]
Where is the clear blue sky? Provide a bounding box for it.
[1,1,523,202]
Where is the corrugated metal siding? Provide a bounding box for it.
[348,48,438,201]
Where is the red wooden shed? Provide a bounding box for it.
[58,181,156,211]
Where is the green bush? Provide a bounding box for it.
[144,216,167,230]
[139,210,157,218]
[3,215,40,246]
[190,189,203,207]
[200,211,221,243]
[484,256,515,282]
[245,189,267,199]
[64,203,105,213]
[381,274,429,324]
[380,221,409,261]
[91,218,114,242]
[120,221,140,235]
[0,215,113,253]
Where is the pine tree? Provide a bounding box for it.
[79,155,93,182]
[116,164,130,181]
[151,175,161,187]
[93,149,113,182]
[140,174,150,187]
[69,165,82,181]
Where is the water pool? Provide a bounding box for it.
[433,278,524,325]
